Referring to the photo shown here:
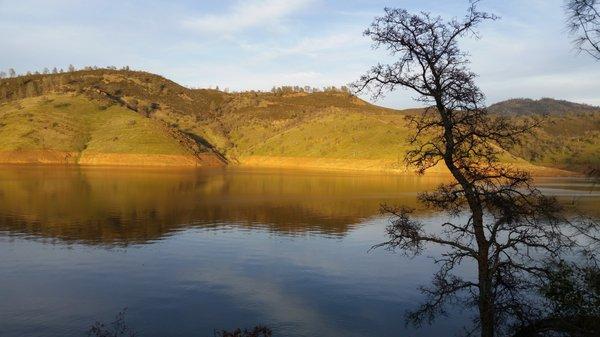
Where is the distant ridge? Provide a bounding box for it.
[488,98,600,115]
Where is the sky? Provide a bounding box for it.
[0,0,599,108]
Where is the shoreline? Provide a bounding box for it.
[234,155,580,177]
[0,150,225,168]
[0,152,581,177]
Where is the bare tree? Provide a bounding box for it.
[8,68,16,78]
[353,2,596,337]
[566,0,600,59]
[68,64,76,72]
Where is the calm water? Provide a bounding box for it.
[0,166,597,337]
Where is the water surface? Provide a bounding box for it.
[0,166,597,337]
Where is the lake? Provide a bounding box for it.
[0,166,597,337]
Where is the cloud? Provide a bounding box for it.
[282,32,364,56]
[181,265,359,337]
[182,0,313,35]
[3,0,598,109]
[235,30,367,64]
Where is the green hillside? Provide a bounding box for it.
[486,98,599,171]
[241,112,409,160]
[511,114,600,172]
[0,95,187,153]
[0,94,225,166]
[0,69,597,173]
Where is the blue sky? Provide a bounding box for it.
[1,0,599,108]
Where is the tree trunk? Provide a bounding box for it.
[438,106,495,337]
[473,207,494,337]
[478,259,495,337]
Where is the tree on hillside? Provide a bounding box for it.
[8,68,16,78]
[0,71,6,79]
[566,0,600,60]
[353,2,598,337]
[68,64,75,72]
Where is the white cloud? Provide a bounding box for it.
[283,32,363,56]
[182,0,313,35]
[235,30,367,64]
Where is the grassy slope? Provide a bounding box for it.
[515,113,600,171]
[240,112,410,160]
[190,92,409,163]
[202,95,597,173]
[191,93,532,172]
[0,94,192,160]
[0,70,597,172]
[489,99,600,171]
[226,114,532,172]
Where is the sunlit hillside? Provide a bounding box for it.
[0,94,225,166]
[0,69,598,173]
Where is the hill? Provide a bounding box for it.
[488,98,600,115]
[0,91,225,167]
[488,98,600,172]
[0,69,597,173]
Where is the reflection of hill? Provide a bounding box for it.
[0,166,447,246]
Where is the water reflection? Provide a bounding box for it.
[1,166,598,337]
[0,166,450,245]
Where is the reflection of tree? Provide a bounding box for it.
[354,3,599,337]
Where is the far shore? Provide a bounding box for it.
[0,152,580,177]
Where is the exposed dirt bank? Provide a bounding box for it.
[0,150,225,167]
[237,156,578,177]
[0,150,79,164]
[0,151,578,175]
